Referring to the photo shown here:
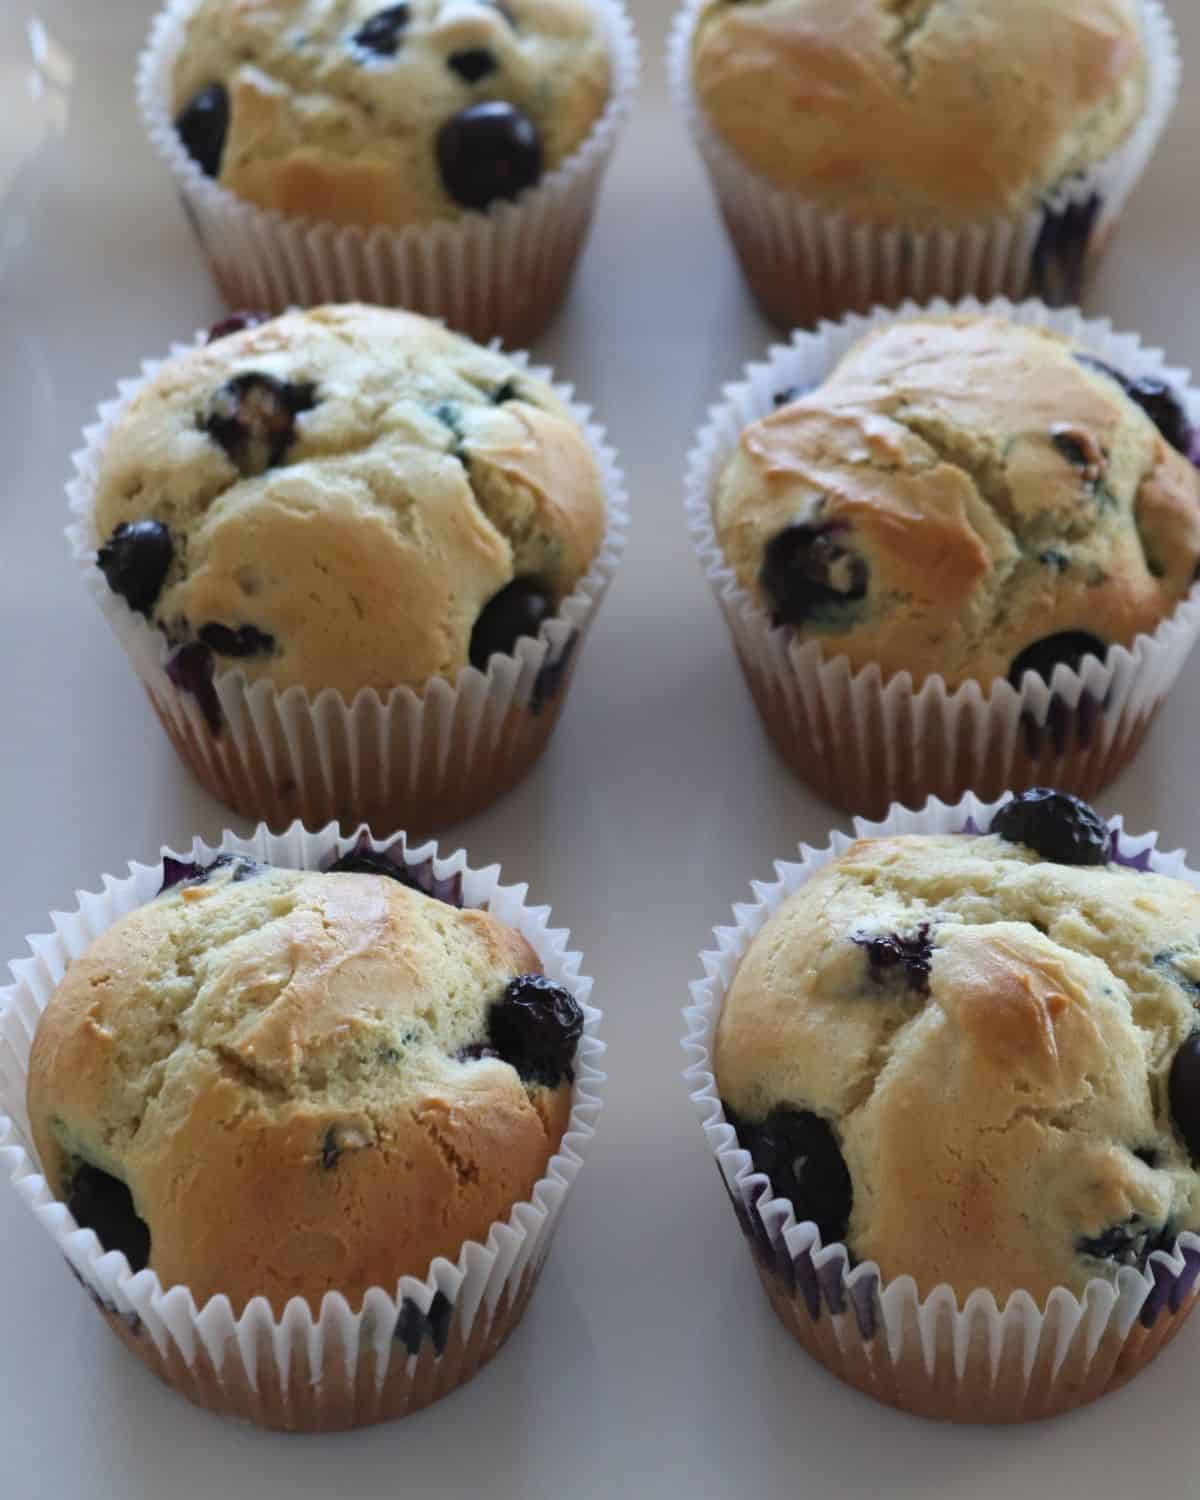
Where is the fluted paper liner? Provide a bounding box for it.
[683,792,1200,1424]
[139,0,639,345]
[67,329,629,836]
[685,297,1200,819]
[667,0,1179,330]
[0,823,603,1431]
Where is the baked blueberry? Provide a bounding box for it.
[1127,379,1193,457]
[486,974,583,1087]
[1169,1033,1200,1164]
[448,48,498,83]
[165,641,223,734]
[1077,355,1195,458]
[395,1291,452,1357]
[1008,632,1106,689]
[530,629,578,716]
[436,101,543,211]
[852,923,933,995]
[1077,1215,1173,1271]
[469,578,551,670]
[990,788,1110,867]
[67,1164,151,1272]
[97,520,174,617]
[198,622,276,658]
[174,82,229,178]
[319,1124,368,1171]
[759,522,868,628]
[723,1103,852,1247]
[159,851,259,895]
[493,378,520,404]
[203,372,318,476]
[207,311,267,344]
[352,4,410,57]
[326,834,465,906]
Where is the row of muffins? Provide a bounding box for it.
[139,0,1179,340]
[72,298,1200,830]
[7,0,1200,1446]
[7,787,1200,1428]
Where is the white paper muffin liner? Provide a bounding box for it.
[0,823,603,1431]
[684,792,1200,1423]
[685,297,1200,820]
[667,0,1179,330]
[138,0,639,345]
[66,326,630,836]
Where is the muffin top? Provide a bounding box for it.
[91,304,606,698]
[27,851,583,1313]
[690,0,1146,227]
[170,0,611,226]
[715,793,1200,1303]
[712,316,1200,690]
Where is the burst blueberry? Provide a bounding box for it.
[1008,632,1106,689]
[1077,1215,1174,1271]
[469,578,551,670]
[436,101,543,211]
[68,1164,151,1273]
[852,924,933,995]
[759,522,868,628]
[97,520,174,616]
[353,4,410,56]
[448,48,497,83]
[198,622,276,658]
[723,1103,852,1247]
[1076,354,1195,457]
[175,82,229,178]
[486,974,583,1088]
[990,788,1110,867]
[204,372,318,476]
[1169,1033,1200,1164]
[159,851,259,895]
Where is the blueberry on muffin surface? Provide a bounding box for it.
[170,0,611,226]
[716,804,1200,1302]
[27,857,582,1313]
[90,304,606,699]
[691,0,1147,229]
[713,317,1200,689]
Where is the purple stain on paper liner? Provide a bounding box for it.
[165,641,223,734]
[395,1291,452,1357]
[64,1259,143,1338]
[1030,191,1102,307]
[530,629,580,716]
[324,832,464,907]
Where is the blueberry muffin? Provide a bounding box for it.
[713,316,1200,692]
[716,791,1200,1303]
[171,0,612,225]
[691,0,1146,229]
[91,303,606,703]
[27,851,583,1313]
